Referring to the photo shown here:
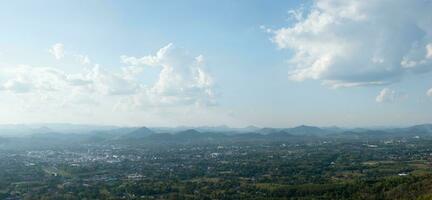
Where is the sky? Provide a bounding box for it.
[0,0,431,128]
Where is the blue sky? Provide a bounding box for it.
[0,0,431,127]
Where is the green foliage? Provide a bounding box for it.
[2,136,432,199]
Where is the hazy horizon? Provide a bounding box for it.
[0,122,430,130]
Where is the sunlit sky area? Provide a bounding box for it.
[0,0,431,127]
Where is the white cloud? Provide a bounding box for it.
[49,42,92,65]
[49,43,65,60]
[288,6,304,22]
[119,43,215,108]
[375,88,404,103]
[120,43,174,67]
[0,65,140,115]
[1,78,32,93]
[272,0,432,87]
[87,65,139,96]
[427,43,432,59]
[0,66,67,93]
[1,43,216,114]
[75,54,91,65]
[0,42,229,126]
[427,88,432,97]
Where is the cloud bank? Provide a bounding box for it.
[272,0,432,88]
[0,44,216,112]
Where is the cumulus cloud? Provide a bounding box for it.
[87,65,139,96]
[0,66,67,93]
[49,43,91,65]
[119,43,215,108]
[272,0,432,88]
[49,43,65,60]
[375,88,404,103]
[1,43,216,112]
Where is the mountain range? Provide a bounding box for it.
[1,124,432,145]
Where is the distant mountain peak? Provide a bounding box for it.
[285,125,326,135]
[122,126,155,139]
[135,126,152,131]
[296,125,319,128]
